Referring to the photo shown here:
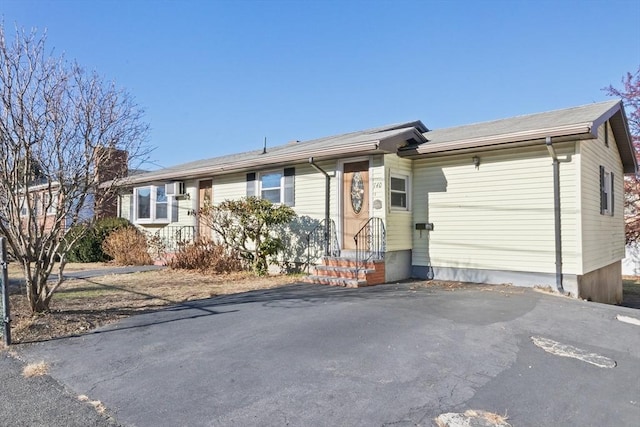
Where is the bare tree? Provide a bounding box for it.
[604,67,640,244]
[0,25,150,312]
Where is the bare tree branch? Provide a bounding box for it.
[604,66,640,245]
[0,24,150,312]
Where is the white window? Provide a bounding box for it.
[134,185,171,223]
[390,174,409,210]
[261,171,282,203]
[246,168,295,206]
[600,166,614,216]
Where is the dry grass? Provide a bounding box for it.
[22,361,49,377]
[464,409,510,425]
[78,394,107,414]
[9,267,299,343]
[435,409,511,427]
[410,280,522,295]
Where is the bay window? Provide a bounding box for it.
[134,185,171,223]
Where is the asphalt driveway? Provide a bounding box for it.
[16,282,640,426]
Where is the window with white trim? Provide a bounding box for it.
[390,174,409,210]
[134,185,170,223]
[261,171,282,203]
[246,168,295,206]
[600,166,614,216]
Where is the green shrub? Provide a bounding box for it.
[65,217,132,263]
[102,226,153,266]
[95,217,131,241]
[65,225,101,263]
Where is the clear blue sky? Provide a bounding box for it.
[2,0,639,169]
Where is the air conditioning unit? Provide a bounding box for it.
[165,181,185,196]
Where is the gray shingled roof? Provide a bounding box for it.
[115,99,636,187]
[118,120,427,185]
[398,99,636,173]
[420,99,621,144]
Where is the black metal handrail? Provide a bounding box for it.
[354,217,385,273]
[153,225,196,252]
[305,219,339,272]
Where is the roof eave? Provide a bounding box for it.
[112,141,384,188]
[607,103,638,174]
[111,126,427,188]
[398,123,594,158]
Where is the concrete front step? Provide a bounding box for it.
[303,275,368,288]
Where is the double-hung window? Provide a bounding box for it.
[135,185,170,223]
[246,168,295,206]
[600,166,614,216]
[261,172,282,203]
[390,174,409,210]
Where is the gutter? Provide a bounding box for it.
[545,136,566,295]
[309,157,332,256]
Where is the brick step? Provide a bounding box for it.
[302,275,367,288]
[306,256,386,287]
[312,265,372,280]
[322,257,383,269]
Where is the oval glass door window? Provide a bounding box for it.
[351,172,364,214]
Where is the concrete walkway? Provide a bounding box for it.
[8,265,164,289]
[53,265,164,281]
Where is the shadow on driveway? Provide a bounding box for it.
[15,281,429,345]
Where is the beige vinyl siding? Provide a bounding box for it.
[171,180,197,228]
[370,154,386,221]
[285,160,338,265]
[294,160,338,221]
[206,161,337,265]
[384,154,413,251]
[209,162,337,221]
[412,143,579,274]
[579,122,625,273]
[212,172,247,203]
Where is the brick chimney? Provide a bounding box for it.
[94,147,128,219]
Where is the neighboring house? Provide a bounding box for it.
[115,100,636,304]
[19,147,128,233]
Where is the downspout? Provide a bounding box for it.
[309,157,332,256]
[545,137,565,294]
